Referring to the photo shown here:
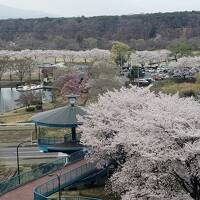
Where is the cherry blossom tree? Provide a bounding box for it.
[169,56,200,80]
[89,49,111,62]
[0,57,9,80]
[0,50,39,81]
[80,86,200,200]
[129,53,143,66]
[13,58,35,82]
[60,72,90,96]
[60,50,77,63]
[0,49,111,65]
[135,50,171,66]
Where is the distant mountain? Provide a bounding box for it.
[0,4,55,19]
[0,11,200,50]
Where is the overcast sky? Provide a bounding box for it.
[0,0,200,17]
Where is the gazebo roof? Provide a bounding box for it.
[32,105,86,128]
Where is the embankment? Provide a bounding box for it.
[0,81,23,88]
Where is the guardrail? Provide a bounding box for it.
[38,135,80,146]
[34,162,97,200]
[38,137,65,145]
[0,151,85,196]
[49,195,101,200]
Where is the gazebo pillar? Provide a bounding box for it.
[71,127,76,142]
[35,124,38,139]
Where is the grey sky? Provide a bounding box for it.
[0,0,200,17]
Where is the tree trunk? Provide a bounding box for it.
[175,55,178,62]
[9,69,12,81]
[38,68,41,81]
[20,75,23,83]
[29,71,32,82]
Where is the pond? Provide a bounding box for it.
[0,88,53,113]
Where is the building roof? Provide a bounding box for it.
[32,105,86,128]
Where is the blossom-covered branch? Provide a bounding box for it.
[80,86,200,199]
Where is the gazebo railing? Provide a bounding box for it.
[38,137,65,145]
[38,134,80,146]
[0,151,85,196]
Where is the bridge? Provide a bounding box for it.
[0,95,106,200]
[0,151,106,200]
[34,161,106,200]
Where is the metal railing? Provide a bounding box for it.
[38,137,65,145]
[0,151,85,196]
[34,162,97,200]
[38,134,80,146]
[49,195,101,200]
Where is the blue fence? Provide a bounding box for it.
[49,196,101,200]
[38,135,80,146]
[34,162,97,200]
[0,151,85,196]
[38,137,65,145]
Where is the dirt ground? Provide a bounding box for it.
[0,165,17,181]
[0,130,33,143]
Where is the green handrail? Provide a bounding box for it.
[0,151,85,196]
[34,162,97,200]
[49,195,102,200]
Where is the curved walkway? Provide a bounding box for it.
[0,160,86,200]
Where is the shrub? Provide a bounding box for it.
[36,104,43,110]
[26,106,35,112]
[195,73,200,83]
[179,90,196,97]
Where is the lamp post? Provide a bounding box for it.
[48,153,69,200]
[17,141,31,184]
[66,94,79,107]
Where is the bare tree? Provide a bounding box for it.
[13,58,34,82]
[0,57,9,80]
[88,61,125,102]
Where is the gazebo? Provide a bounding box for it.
[32,95,86,153]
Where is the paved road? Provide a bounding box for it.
[0,159,86,200]
[0,146,59,166]
[0,124,34,131]
[0,146,58,159]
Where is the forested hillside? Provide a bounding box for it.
[1,11,200,50]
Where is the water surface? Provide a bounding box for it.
[0,88,20,113]
[0,88,52,113]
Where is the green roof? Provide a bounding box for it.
[32,105,86,128]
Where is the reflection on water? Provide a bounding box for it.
[0,88,20,113]
[0,88,52,113]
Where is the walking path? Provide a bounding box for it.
[0,159,86,200]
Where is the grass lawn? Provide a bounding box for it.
[49,186,108,200]
[151,79,200,97]
[0,102,56,124]
[0,130,33,143]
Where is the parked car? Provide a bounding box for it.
[145,77,154,83]
[153,74,163,81]
[134,78,151,86]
